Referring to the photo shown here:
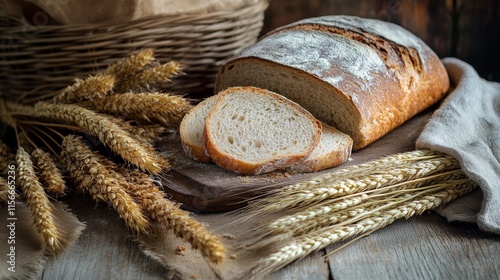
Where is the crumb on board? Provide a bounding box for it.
[191,274,198,279]
[175,245,186,256]
[230,254,237,260]
[222,233,235,239]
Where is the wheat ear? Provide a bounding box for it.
[61,135,150,234]
[82,92,192,127]
[52,75,115,104]
[247,151,460,213]
[101,48,155,79]
[119,168,226,263]
[30,102,169,173]
[16,147,62,254]
[114,61,182,93]
[31,149,66,196]
[248,179,478,278]
[0,176,10,203]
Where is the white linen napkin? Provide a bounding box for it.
[416,58,500,234]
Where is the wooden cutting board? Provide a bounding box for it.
[160,107,435,213]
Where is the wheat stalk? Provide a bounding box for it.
[101,48,155,79]
[246,151,460,213]
[61,135,150,234]
[266,169,467,236]
[52,75,115,104]
[9,101,170,174]
[247,178,478,278]
[81,92,192,128]
[16,147,62,254]
[118,167,226,263]
[31,149,66,196]
[114,61,182,93]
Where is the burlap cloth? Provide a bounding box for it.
[0,202,85,280]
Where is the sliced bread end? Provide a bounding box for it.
[179,95,219,162]
[286,122,353,173]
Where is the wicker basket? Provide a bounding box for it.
[0,0,268,99]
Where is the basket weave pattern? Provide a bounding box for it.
[0,0,268,99]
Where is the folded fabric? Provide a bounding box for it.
[416,58,500,234]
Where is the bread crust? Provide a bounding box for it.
[203,86,322,175]
[215,16,449,150]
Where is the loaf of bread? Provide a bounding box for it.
[215,16,450,150]
[203,86,322,175]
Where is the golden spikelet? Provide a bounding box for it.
[114,61,182,93]
[119,168,226,263]
[52,75,115,104]
[60,135,150,234]
[31,102,169,173]
[31,149,66,197]
[102,48,155,79]
[83,93,192,127]
[16,147,62,254]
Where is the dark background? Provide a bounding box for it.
[261,0,500,82]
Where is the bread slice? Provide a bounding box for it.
[179,95,219,162]
[286,122,353,173]
[203,86,322,175]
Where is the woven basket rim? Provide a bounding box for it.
[0,0,268,31]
